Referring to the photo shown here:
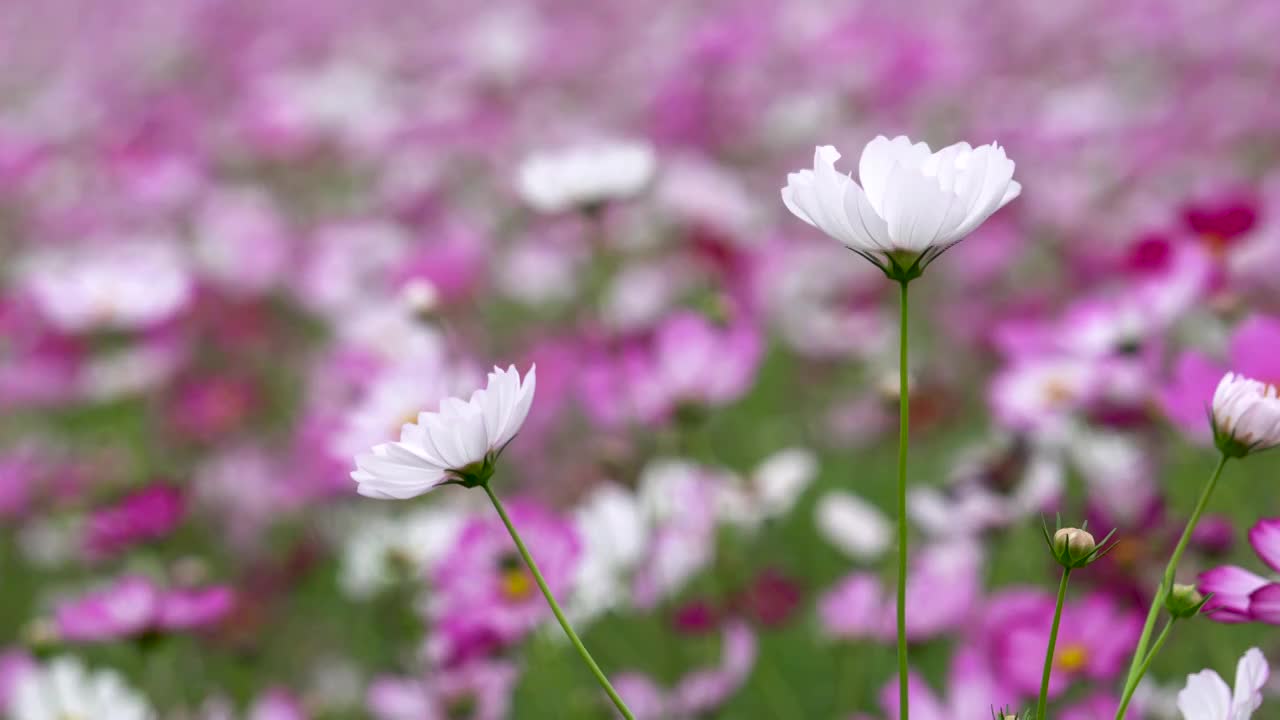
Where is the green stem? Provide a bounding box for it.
[896,279,911,720]
[1036,567,1072,720]
[1115,619,1174,719]
[482,483,635,720]
[1116,454,1229,719]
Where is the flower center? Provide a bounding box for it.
[1200,232,1231,256]
[498,554,533,600]
[1056,643,1089,672]
[391,411,419,439]
[1042,378,1075,407]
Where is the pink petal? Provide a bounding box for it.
[1248,518,1280,573]
[1247,584,1280,624]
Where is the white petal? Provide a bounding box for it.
[1230,648,1269,717]
[841,178,894,253]
[496,364,536,447]
[952,144,1018,238]
[1178,669,1232,720]
[859,135,931,217]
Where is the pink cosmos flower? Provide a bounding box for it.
[0,650,35,711]
[82,485,186,560]
[192,187,292,297]
[0,446,43,520]
[878,646,1013,720]
[247,688,308,720]
[986,589,1139,701]
[819,541,981,643]
[367,659,517,720]
[55,575,234,643]
[430,499,580,649]
[165,374,260,444]
[645,311,763,421]
[1200,517,1280,624]
[613,622,757,720]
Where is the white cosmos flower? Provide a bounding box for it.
[569,484,649,624]
[1177,647,1268,720]
[351,365,536,499]
[517,140,656,213]
[781,136,1020,277]
[815,490,892,560]
[11,657,154,720]
[1212,373,1280,457]
[338,505,466,599]
[16,239,193,333]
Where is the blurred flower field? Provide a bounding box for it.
[3,0,1280,718]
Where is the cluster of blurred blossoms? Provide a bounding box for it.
[3,0,1280,718]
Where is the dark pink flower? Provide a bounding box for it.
[83,484,186,559]
[1201,517,1280,624]
[672,600,721,636]
[734,568,803,628]
[1181,192,1260,250]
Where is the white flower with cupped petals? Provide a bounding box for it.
[351,365,536,499]
[1211,373,1280,457]
[1176,647,1268,720]
[11,656,154,720]
[517,140,656,213]
[781,136,1020,278]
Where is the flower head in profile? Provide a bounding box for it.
[781,136,1020,281]
[54,575,234,643]
[517,140,656,214]
[1176,647,1268,720]
[1211,373,1280,457]
[351,365,535,499]
[1199,517,1280,625]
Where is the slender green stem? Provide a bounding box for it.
[1036,568,1072,720]
[896,279,911,720]
[1116,454,1229,719]
[1115,619,1174,719]
[482,483,635,720]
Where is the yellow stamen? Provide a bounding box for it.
[1057,643,1088,672]
[500,567,533,600]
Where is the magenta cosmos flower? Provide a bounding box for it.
[1200,518,1280,624]
[82,484,185,560]
[54,575,234,643]
[985,589,1139,701]
[430,499,580,647]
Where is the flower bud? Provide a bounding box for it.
[1166,583,1207,620]
[1053,527,1096,564]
